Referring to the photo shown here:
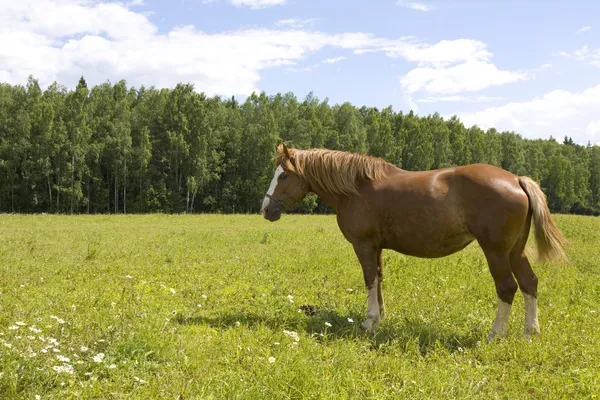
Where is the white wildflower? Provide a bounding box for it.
[93,353,105,363]
[84,372,92,376]
[3,342,12,348]
[108,364,117,369]
[235,321,240,327]
[134,376,146,384]
[52,364,74,374]
[170,288,176,295]
[40,349,48,353]
[8,325,19,331]
[287,295,294,304]
[29,326,42,333]
[15,321,26,326]
[125,275,132,279]
[35,395,41,400]
[347,318,354,323]
[324,322,332,327]
[56,355,70,362]
[201,294,207,299]
[268,357,276,363]
[50,316,65,324]
[80,345,88,352]
[283,330,300,342]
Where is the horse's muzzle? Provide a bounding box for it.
[262,205,282,222]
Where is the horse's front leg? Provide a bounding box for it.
[353,243,381,332]
[377,249,385,319]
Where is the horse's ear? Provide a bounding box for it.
[276,143,291,159]
[282,143,291,159]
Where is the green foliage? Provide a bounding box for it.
[0,214,598,398]
[1,77,600,214]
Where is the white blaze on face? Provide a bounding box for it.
[261,165,284,213]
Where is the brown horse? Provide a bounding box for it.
[261,144,568,341]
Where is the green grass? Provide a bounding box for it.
[0,214,599,399]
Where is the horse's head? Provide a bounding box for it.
[261,144,308,221]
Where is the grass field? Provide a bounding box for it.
[0,214,599,399]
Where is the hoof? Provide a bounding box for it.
[486,329,508,344]
[361,316,380,332]
[523,326,540,340]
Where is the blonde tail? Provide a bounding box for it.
[518,176,569,263]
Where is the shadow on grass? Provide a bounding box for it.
[176,307,483,355]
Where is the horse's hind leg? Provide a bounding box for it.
[353,243,381,331]
[481,248,519,342]
[509,216,540,337]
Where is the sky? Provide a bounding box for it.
[1,0,599,144]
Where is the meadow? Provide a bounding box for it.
[0,214,598,399]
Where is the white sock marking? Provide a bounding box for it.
[261,165,284,213]
[523,293,540,335]
[362,276,380,331]
[491,299,512,336]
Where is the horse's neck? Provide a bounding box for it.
[307,182,339,209]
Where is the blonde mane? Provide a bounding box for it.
[276,146,392,196]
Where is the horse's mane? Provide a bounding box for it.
[275,146,392,196]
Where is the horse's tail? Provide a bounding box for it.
[518,176,569,263]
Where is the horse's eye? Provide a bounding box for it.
[279,174,288,180]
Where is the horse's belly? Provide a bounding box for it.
[384,230,474,258]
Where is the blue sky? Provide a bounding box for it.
[1,0,599,143]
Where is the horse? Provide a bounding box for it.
[260,144,568,341]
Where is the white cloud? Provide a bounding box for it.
[323,56,345,64]
[356,38,491,68]
[573,45,600,67]
[397,0,434,12]
[0,0,522,101]
[231,0,286,9]
[401,60,529,95]
[540,63,552,69]
[455,84,600,144]
[276,18,317,29]
[287,56,345,73]
[418,95,503,103]
[554,51,571,58]
[392,39,528,109]
[554,45,600,67]
[576,25,591,34]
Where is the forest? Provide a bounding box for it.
[1,76,599,215]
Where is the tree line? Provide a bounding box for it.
[1,76,599,215]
